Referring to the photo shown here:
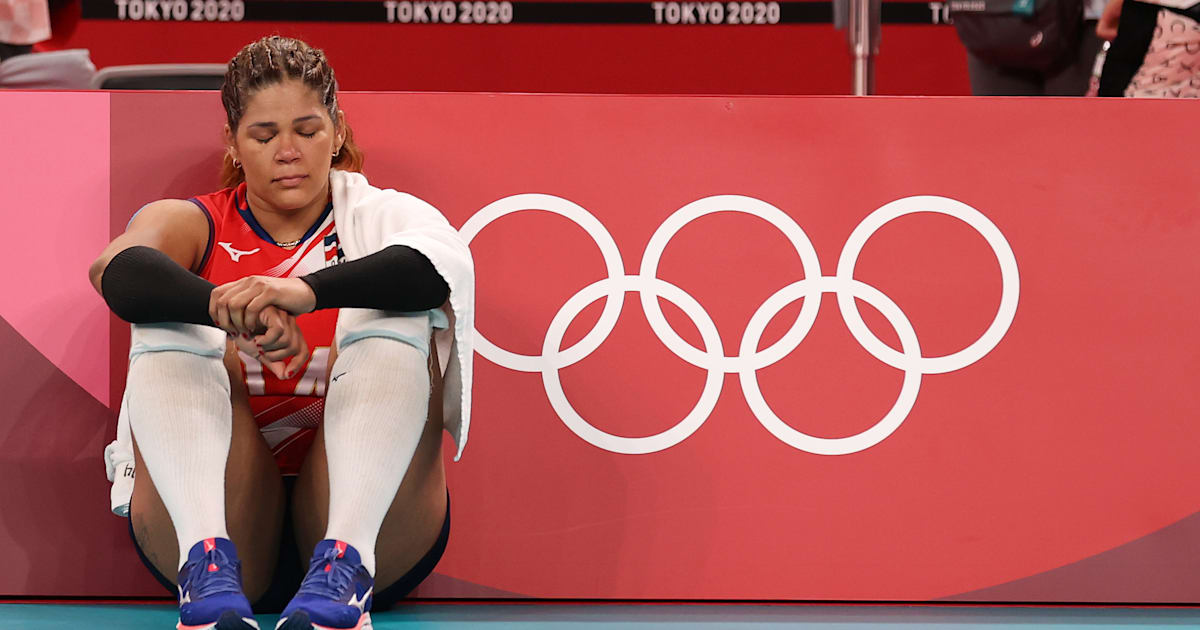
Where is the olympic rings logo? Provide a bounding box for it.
[461,194,1019,456]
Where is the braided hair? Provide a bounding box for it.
[219,36,364,187]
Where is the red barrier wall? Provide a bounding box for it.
[3,91,1198,602]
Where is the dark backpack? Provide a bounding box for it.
[950,0,1085,72]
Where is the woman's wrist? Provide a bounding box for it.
[291,276,319,313]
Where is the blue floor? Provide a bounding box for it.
[1,603,1199,629]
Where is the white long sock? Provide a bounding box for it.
[322,337,430,576]
[127,349,232,569]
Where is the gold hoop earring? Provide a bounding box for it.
[232,157,241,169]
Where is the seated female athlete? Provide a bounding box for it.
[89,36,474,630]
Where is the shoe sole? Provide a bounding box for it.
[275,611,372,630]
[178,610,260,630]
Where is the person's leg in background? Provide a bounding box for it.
[967,51,1046,95]
[1098,1,1160,95]
[1045,20,1106,95]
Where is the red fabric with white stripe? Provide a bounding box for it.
[193,183,341,475]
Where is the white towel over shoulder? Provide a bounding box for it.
[330,169,475,459]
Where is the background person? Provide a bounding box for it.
[954,0,1109,95]
[0,0,48,59]
[0,0,93,88]
[1096,0,1200,96]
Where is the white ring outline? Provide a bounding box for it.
[463,194,1019,455]
[541,276,725,454]
[835,195,1020,375]
[639,195,824,373]
[459,194,625,372]
[739,277,922,455]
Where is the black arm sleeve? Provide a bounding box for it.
[299,245,450,312]
[100,246,215,325]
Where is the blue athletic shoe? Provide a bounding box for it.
[276,540,373,630]
[176,537,258,630]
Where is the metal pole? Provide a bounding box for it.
[846,0,879,95]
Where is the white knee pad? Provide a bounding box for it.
[129,322,226,359]
[330,335,431,405]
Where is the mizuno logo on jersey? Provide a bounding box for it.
[219,242,260,262]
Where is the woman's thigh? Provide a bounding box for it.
[129,343,287,601]
[291,341,448,592]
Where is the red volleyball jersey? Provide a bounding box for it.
[190,183,345,475]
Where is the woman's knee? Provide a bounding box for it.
[335,336,428,373]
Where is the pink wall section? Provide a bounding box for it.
[0,92,110,407]
[0,92,151,598]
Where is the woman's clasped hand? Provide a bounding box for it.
[210,275,317,379]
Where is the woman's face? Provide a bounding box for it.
[227,79,344,212]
